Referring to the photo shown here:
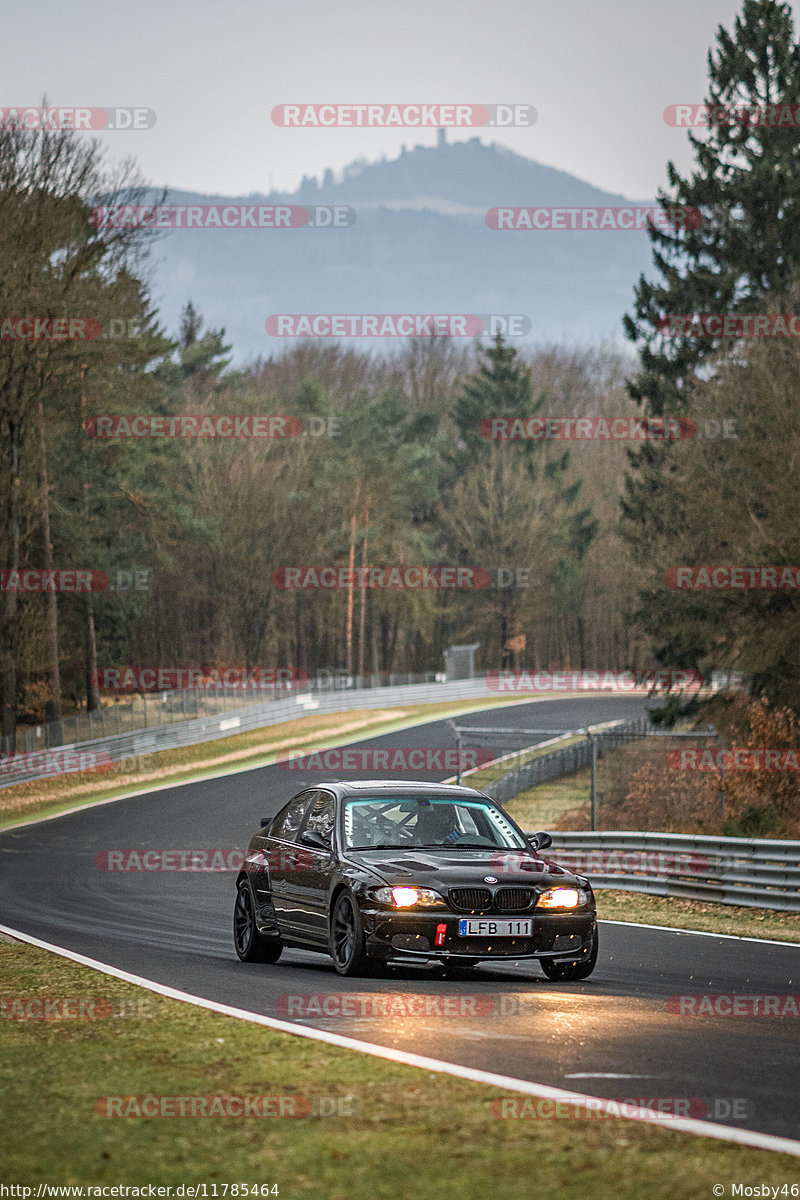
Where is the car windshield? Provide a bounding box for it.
[343,796,527,850]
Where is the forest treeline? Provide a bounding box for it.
[4,0,800,754]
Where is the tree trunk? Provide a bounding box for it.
[357,511,369,678]
[37,397,62,725]
[1,417,22,755]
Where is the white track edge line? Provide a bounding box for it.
[1,921,799,1159]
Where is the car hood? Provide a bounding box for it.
[346,846,580,889]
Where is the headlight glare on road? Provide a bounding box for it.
[372,886,445,908]
[536,887,584,909]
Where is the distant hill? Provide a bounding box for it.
[144,137,660,363]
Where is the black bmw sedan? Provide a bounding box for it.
[233,779,597,979]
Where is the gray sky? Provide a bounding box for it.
[3,0,794,199]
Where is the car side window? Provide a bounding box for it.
[304,791,336,841]
[271,791,318,843]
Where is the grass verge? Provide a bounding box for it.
[1,937,798,1198]
[595,889,800,943]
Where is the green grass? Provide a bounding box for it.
[596,889,800,943]
[465,734,586,791]
[503,770,591,830]
[1,938,798,1198]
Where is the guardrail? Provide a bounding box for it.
[482,718,650,805]
[540,831,800,912]
[2,671,443,758]
[0,676,513,789]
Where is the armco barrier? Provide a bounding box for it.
[541,831,800,912]
[483,718,649,805]
[0,677,506,788]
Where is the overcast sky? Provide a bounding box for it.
[3,0,795,200]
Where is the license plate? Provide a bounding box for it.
[458,918,532,937]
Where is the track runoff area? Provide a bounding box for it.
[1,694,799,1157]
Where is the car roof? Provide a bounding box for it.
[315,779,492,800]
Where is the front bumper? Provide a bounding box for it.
[362,906,596,961]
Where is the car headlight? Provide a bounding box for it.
[536,886,590,909]
[372,886,445,909]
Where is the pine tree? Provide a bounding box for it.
[621,0,800,694]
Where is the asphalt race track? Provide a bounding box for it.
[1,696,799,1143]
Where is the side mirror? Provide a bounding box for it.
[300,829,331,852]
[260,817,271,829]
[528,831,552,851]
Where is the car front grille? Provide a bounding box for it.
[449,887,492,912]
[495,887,536,911]
[448,886,536,913]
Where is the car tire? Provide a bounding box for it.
[234,879,283,963]
[540,924,598,981]
[330,890,373,977]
